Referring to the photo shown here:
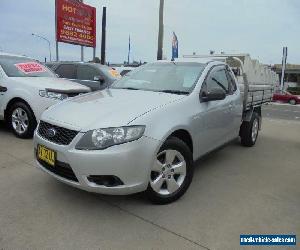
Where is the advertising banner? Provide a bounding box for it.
[15,62,47,74]
[56,0,96,47]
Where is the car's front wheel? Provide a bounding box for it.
[8,102,37,138]
[146,137,194,204]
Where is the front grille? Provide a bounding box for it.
[38,158,78,182]
[38,121,78,145]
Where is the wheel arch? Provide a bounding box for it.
[242,106,262,129]
[166,129,193,154]
[4,97,35,121]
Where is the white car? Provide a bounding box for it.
[34,59,269,204]
[0,53,90,138]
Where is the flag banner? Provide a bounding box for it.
[172,32,178,59]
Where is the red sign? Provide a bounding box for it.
[56,0,96,47]
[15,62,46,74]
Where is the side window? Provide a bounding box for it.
[77,65,100,81]
[55,64,76,79]
[226,68,237,93]
[45,63,54,69]
[206,66,230,94]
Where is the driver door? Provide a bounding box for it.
[195,65,234,155]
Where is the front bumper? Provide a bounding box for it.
[34,131,160,195]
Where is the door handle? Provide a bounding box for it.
[0,86,7,92]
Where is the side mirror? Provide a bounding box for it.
[94,76,105,84]
[200,88,226,102]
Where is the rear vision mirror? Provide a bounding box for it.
[94,76,105,84]
[200,88,226,102]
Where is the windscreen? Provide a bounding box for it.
[0,56,56,77]
[111,62,205,94]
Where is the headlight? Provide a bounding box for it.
[75,126,145,150]
[39,90,68,100]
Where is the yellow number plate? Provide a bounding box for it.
[38,145,56,166]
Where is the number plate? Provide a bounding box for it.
[37,145,56,166]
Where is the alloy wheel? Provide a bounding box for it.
[150,149,187,195]
[11,108,29,135]
[251,118,259,143]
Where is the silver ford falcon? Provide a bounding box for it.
[34,58,260,204]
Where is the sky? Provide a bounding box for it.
[0,0,299,65]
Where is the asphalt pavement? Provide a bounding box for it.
[263,102,300,121]
[0,105,299,250]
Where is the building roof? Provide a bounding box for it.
[272,64,300,73]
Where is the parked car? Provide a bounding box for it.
[34,58,271,204]
[0,53,90,138]
[47,62,121,91]
[272,91,300,105]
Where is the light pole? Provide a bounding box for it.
[157,0,164,60]
[31,33,52,62]
[101,6,107,65]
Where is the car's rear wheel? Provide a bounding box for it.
[8,102,37,138]
[240,112,259,147]
[289,99,296,105]
[146,137,194,204]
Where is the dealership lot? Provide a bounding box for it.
[264,103,300,121]
[0,106,299,250]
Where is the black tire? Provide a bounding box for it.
[146,137,194,204]
[240,112,260,147]
[8,102,37,139]
[289,99,296,105]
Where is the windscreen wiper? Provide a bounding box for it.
[159,90,189,95]
[211,77,227,92]
[118,87,140,90]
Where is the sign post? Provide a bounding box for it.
[101,7,106,65]
[55,0,59,61]
[79,0,84,61]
